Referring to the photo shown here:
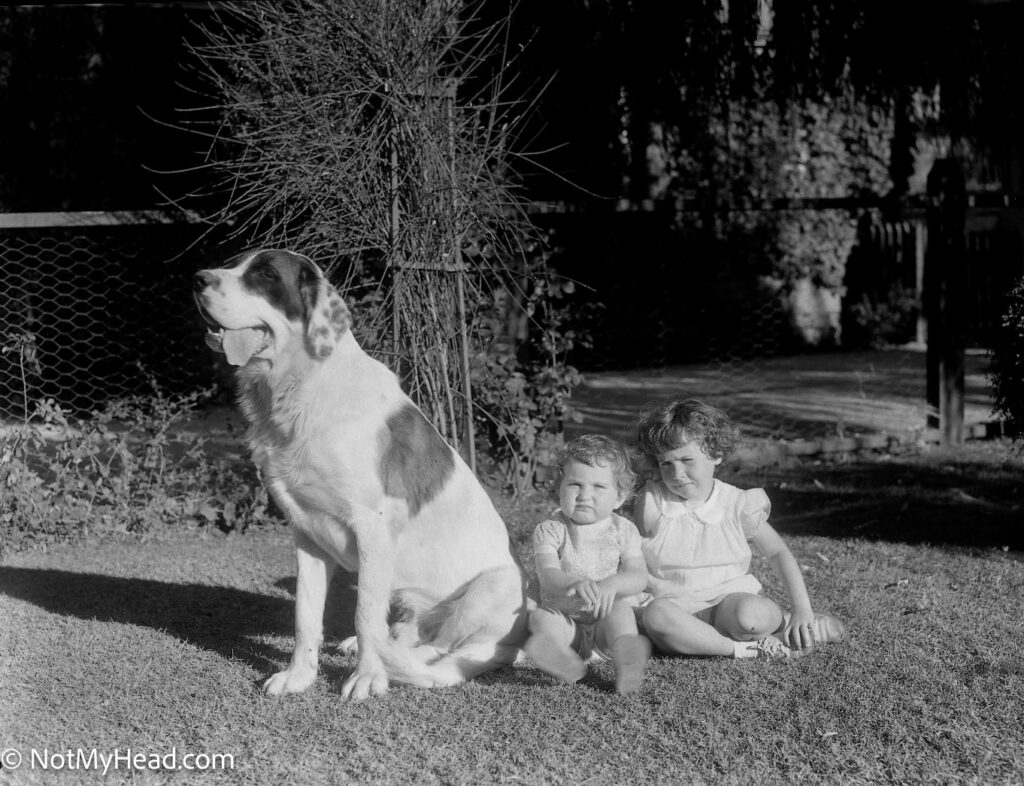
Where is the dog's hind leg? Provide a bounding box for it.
[425,565,528,651]
[379,565,529,686]
[335,587,435,657]
[389,587,441,646]
[264,532,336,695]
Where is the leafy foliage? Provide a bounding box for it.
[1,332,278,553]
[848,282,920,350]
[508,1,1024,191]
[989,276,1024,438]
[472,258,587,494]
[503,2,1023,351]
[666,89,894,346]
[691,89,893,288]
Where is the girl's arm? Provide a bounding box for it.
[598,554,647,597]
[584,554,647,619]
[535,552,579,597]
[537,553,647,620]
[632,490,660,536]
[750,522,816,650]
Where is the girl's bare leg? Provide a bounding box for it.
[712,593,784,642]
[641,598,734,657]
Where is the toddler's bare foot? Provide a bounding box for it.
[613,634,651,695]
[524,634,587,683]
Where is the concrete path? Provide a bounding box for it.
[566,348,998,454]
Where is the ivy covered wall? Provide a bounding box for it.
[671,90,895,346]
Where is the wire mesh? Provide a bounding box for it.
[0,208,1019,448]
[1,218,218,421]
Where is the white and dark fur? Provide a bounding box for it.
[194,249,529,699]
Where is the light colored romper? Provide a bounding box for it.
[533,510,643,658]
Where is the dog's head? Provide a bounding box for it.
[193,249,350,366]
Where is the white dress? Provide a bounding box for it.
[640,479,770,613]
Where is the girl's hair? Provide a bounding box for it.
[636,399,740,460]
[555,434,637,495]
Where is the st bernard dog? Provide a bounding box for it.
[194,249,529,700]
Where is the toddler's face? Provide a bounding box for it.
[558,459,626,526]
[656,441,721,504]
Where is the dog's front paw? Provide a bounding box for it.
[341,668,389,701]
[262,667,317,696]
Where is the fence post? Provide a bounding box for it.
[914,220,927,345]
[923,159,967,445]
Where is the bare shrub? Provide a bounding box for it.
[174,0,581,485]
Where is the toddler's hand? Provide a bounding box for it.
[567,580,616,619]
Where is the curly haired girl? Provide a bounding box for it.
[634,399,845,659]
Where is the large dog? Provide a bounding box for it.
[194,249,529,700]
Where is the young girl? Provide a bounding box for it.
[634,399,845,659]
[524,434,652,694]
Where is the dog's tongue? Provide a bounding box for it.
[222,328,265,366]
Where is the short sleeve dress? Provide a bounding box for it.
[640,479,771,614]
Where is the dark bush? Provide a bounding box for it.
[989,275,1024,437]
[848,282,920,349]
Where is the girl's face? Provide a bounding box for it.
[656,441,721,504]
[558,459,626,526]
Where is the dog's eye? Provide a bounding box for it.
[255,265,279,282]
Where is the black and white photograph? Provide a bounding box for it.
[1,1,1022,783]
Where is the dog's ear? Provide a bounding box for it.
[299,267,350,359]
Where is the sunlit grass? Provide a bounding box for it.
[3,443,1022,785]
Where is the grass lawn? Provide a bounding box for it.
[1,443,1022,785]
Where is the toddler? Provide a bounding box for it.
[524,434,651,694]
[635,399,846,659]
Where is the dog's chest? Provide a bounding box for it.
[255,437,354,513]
[255,439,363,569]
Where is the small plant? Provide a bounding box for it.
[989,275,1024,438]
[1,329,41,420]
[849,282,921,348]
[472,268,586,495]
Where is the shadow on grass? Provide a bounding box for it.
[0,567,550,695]
[0,567,359,683]
[739,456,1023,552]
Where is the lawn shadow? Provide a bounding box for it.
[739,457,1023,552]
[0,567,359,682]
[472,663,618,693]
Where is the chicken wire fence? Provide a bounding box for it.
[0,213,219,422]
[1,208,1019,445]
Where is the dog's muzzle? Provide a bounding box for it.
[193,272,272,366]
